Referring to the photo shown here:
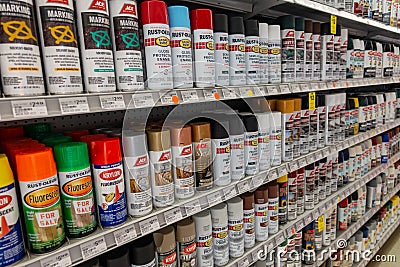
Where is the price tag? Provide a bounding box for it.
[80,237,107,259]
[238,180,250,194]
[181,90,199,103]
[309,92,316,110]
[298,158,307,167]
[319,83,328,90]
[139,216,160,235]
[99,95,126,110]
[253,86,263,96]
[301,83,310,92]
[276,235,286,245]
[279,84,291,93]
[288,161,299,172]
[296,219,305,230]
[318,215,325,232]
[238,257,250,267]
[132,93,155,108]
[223,185,238,200]
[12,99,48,118]
[316,151,324,160]
[310,83,320,91]
[160,92,179,105]
[207,191,222,206]
[59,97,89,114]
[306,154,316,164]
[164,207,183,225]
[278,167,287,177]
[267,241,275,252]
[268,169,278,180]
[291,84,301,93]
[40,251,72,267]
[185,199,201,216]
[222,88,237,99]
[240,87,254,97]
[267,85,280,94]
[203,89,219,100]
[252,175,265,188]
[330,15,337,34]
[114,225,137,246]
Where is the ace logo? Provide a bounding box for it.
[90,0,106,11]
[120,3,137,15]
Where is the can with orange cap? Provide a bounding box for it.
[91,138,127,227]
[0,154,25,265]
[16,147,65,253]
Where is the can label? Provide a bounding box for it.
[346,49,355,78]
[321,35,334,81]
[383,52,393,76]
[214,32,229,86]
[323,210,331,246]
[170,26,193,88]
[313,165,319,205]
[110,0,144,90]
[229,34,246,85]
[268,197,279,234]
[305,32,313,81]
[243,208,255,248]
[270,127,282,166]
[333,36,341,79]
[282,113,294,161]
[279,181,288,223]
[212,138,231,186]
[230,134,245,180]
[295,30,305,81]
[292,111,301,158]
[244,131,259,175]
[193,29,215,87]
[149,149,174,207]
[326,105,336,145]
[124,153,152,216]
[326,157,332,195]
[0,183,25,266]
[255,203,268,241]
[268,40,281,83]
[76,0,116,92]
[258,130,271,170]
[59,167,97,237]
[319,163,327,200]
[309,108,318,151]
[288,174,297,220]
[300,109,310,154]
[364,50,376,77]
[340,39,348,79]
[196,231,214,267]
[313,34,321,81]
[331,155,338,192]
[19,175,65,253]
[143,23,173,89]
[178,240,196,267]
[158,248,177,267]
[259,38,269,83]
[36,0,82,94]
[296,171,305,214]
[228,218,244,257]
[245,36,260,84]
[132,259,156,267]
[305,168,315,210]
[281,29,295,82]
[93,161,127,226]
[172,145,195,199]
[338,206,348,230]
[0,0,45,96]
[194,140,213,190]
[212,225,229,266]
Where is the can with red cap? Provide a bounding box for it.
[141,0,173,90]
[191,9,215,88]
[91,138,127,227]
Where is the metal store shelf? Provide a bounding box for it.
[14,119,400,267]
[0,77,397,122]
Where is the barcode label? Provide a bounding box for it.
[203,89,219,100]
[12,99,48,118]
[181,90,199,102]
[99,95,126,110]
[185,200,201,216]
[267,85,279,94]
[80,237,106,259]
[164,207,183,225]
[223,185,237,200]
[114,225,137,246]
[237,180,250,194]
[300,83,310,92]
[240,88,254,97]
[207,192,222,206]
[291,84,301,93]
[139,216,160,235]
[160,92,179,105]
[59,97,89,114]
[222,88,237,99]
[40,251,71,267]
[279,84,291,93]
[132,93,155,108]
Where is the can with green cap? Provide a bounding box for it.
[42,135,73,147]
[278,15,295,82]
[53,142,97,238]
[24,123,51,139]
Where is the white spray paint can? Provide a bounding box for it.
[245,20,260,84]
[227,197,244,258]
[210,203,229,266]
[193,210,214,267]
[213,14,229,87]
[268,25,281,83]
[256,112,271,171]
[259,23,269,84]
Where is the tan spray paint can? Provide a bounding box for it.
[227,197,244,257]
[176,218,197,267]
[210,203,229,266]
[193,210,214,267]
[154,226,177,267]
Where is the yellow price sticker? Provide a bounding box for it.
[330,15,337,34]
[309,92,316,110]
[318,215,325,232]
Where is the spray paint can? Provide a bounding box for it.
[287,171,297,221]
[259,23,269,84]
[338,198,349,230]
[131,236,156,267]
[325,94,336,146]
[305,163,315,210]
[276,100,295,162]
[53,142,97,237]
[244,20,260,84]
[330,204,337,240]
[0,0,45,96]
[383,43,394,77]
[314,161,320,205]
[296,168,305,215]
[211,121,231,186]
[109,0,144,91]
[268,180,279,234]
[229,17,246,85]
[256,112,271,171]
[91,138,127,227]
[310,102,318,152]
[319,158,327,200]
[346,38,355,78]
[228,115,245,180]
[0,155,25,265]
[364,40,376,77]
[16,148,65,253]
[210,203,229,266]
[242,115,259,175]
[241,192,255,249]
[278,175,288,224]
[382,133,390,163]
[270,111,282,166]
[300,96,310,155]
[167,6,193,89]
[312,22,321,81]
[304,20,313,81]
[321,23,334,81]
[213,14,229,86]
[255,185,269,241]
[35,0,83,94]
[75,0,116,92]
[154,226,177,267]
[295,17,305,81]
[193,210,213,267]
[170,125,195,199]
[376,42,383,77]
[176,218,197,267]
[278,15,295,82]
[340,28,348,80]
[302,222,315,265]
[191,9,215,88]
[333,25,342,80]
[292,98,301,158]
[317,95,326,148]
[314,218,322,251]
[322,207,331,246]
[227,197,244,258]
[268,25,282,83]
[147,129,174,207]
[275,239,287,267]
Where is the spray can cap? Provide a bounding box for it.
[141,0,169,25]
[122,131,148,156]
[53,142,90,172]
[146,128,171,151]
[268,25,280,39]
[191,122,211,142]
[241,114,258,132]
[105,246,130,267]
[210,203,228,222]
[24,123,51,139]
[382,133,390,142]
[245,20,259,36]
[168,125,192,147]
[271,112,282,128]
[130,236,155,265]
[295,17,304,31]
[153,226,176,253]
[277,15,294,29]
[91,138,122,165]
[341,28,348,40]
[168,6,190,28]
[64,130,90,142]
[226,196,243,214]
[305,20,313,33]
[214,13,228,33]
[259,23,268,38]
[211,120,229,139]
[255,112,271,131]
[321,22,331,35]
[293,98,301,111]
[42,135,72,147]
[241,191,255,210]
[312,22,321,34]
[255,185,268,204]
[0,126,24,140]
[227,114,245,135]
[176,218,196,243]
[192,210,212,231]
[16,147,57,182]
[191,9,213,30]
[0,154,14,188]
[229,16,244,34]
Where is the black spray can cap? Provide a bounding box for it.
[277,15,295,29]
[301,95,309,110]
[295,17,304,31]
[245,19,259,36]
[105,246,130,267]
[228,114,245,135]
[321,22,331,35]
[130,236,156,265]
[317,95,326,107]
[211,120,230,139]
[335,24,342,36]
[241,114,258,132]
[214,14,228,33]
[229,16,245,34]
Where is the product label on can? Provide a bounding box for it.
[313,34,321,81]
[279,181,288,223]
[258,130,271,171]
[243,208,255,248]
[305,32,313,81]
[326,105,336,145]
[124,153,152,216]
[309,108,318,151]
[321,35,334,81]
[255,203,268,241]
[305,168,315,210]
[346,49,355,78]
[296,171,305,214]
[230,134,245,180]
[196,231,214,267]
[132,259,156,267]
[149,149,174,207]
[193,29,215,87]
[158,248,177,267]
[282,113,294,161]
[59,167,96,237]
[292,111,301,158]
[0,183,25,266]
[295,30,305,81]
[178,240,196,267]
[333,36,341,79]
[244,131,259,175]
[170,26,193,88]
[212,224,229,266]
[383,52,394,76]
[268,40,281,83]
[245,36,260,84]
[259,38,269,83]
[270,128,282,166]
[228,218,244,257]
[288,174,297,220]
[331,155,338,192]
[0,0,45,96]
[214,32,229,86]
[340,39,348,79]
[281,29,295,82]
[319,163,327,200]
[194,140,213,190]
[93,161,127,227]
[172,145,195,199]
[268,197,279,234]
[300,109,310,154]
[318,106,326,148]
[19,175,65,253]
[212,138,231,186]
[229,34,246,85]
